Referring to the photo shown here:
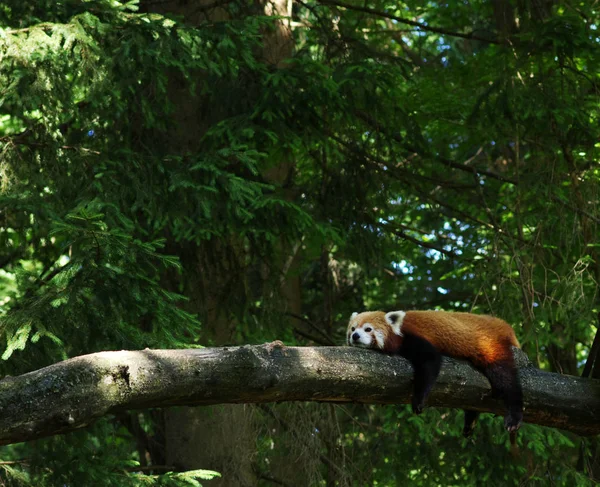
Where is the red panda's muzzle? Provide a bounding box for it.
[348,327,377,348]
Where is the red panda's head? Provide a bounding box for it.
[347,311,405,350]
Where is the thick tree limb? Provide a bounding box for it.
[0,344,599,445]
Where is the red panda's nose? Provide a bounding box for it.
[352,332,360,342]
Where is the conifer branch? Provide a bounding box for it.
[316,0,502,44]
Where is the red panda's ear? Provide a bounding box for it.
[351,312,358,318]
[385,311,401,324]
[385,311,405,335]
[385,311,406,326]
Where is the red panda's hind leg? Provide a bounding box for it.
[483,360,523,432]
[462,410,479,438]
[399,334,442,414]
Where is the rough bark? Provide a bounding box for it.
[0,344,599,446]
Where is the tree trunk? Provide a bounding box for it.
[137,0,297,483]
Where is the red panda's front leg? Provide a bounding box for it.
[399,334,442,414]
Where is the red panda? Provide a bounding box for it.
[347,310,523,438]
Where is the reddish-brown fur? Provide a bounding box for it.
[348,310,523,438]
[348,310,519,365]
[403,311,519,366]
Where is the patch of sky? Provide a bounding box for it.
[392,260,413,274]
[425,248,442,261]
[437,37,451,52]
[441,224,467,253]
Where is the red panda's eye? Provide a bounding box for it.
[351,327,355,332]
[364,327,372,332]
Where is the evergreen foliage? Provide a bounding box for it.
[0,0,599,485]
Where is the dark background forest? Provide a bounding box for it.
[0,0,599,485]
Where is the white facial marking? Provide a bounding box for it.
[384,310,405,336]
[347,313,359,345]
[347,314,377,348]
[349,326,373,348]
[373,330,385,349]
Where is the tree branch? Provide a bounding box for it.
[0,344,598,446]
[316,0,501,44]
[353,110,518,185]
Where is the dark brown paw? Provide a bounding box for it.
[463,410,479,438]
[504,412,522,432]
[463,426,475,438]
[412,401,424,415]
